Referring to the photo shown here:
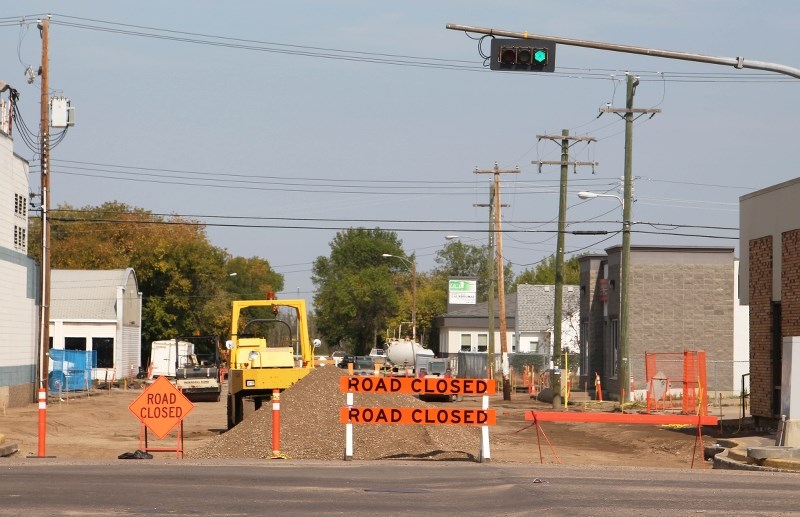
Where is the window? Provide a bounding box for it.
[93,337,114,369]
[610,319,619,377]
[14,193,27,217]
[460,334,472,352]
[13,225,26,251]
[477,333,488,353]
[65,337,87,351]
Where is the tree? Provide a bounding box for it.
[30,202,283,361]
[515,254,580,287]
[312,228,403,355]
[433,240,514,301]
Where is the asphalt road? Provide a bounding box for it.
[1,460,798,516]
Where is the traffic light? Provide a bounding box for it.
[489,38,556,73]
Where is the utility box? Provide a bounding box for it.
[50,97,75,128]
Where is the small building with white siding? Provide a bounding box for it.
[49,269,142,382]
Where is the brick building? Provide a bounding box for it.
[579,245,740,400]
[740,177,800,431]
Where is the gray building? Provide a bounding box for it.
[580,245,739,400]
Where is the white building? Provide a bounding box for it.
[0,90,39,408]
[49,269,142,382]
[435,284,580,364]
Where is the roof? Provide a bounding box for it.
[50,268,137,320]
[516,284,579,331]
[445,292,516,319]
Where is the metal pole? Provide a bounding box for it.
[445,24,800,79]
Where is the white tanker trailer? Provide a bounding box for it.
[386,339,434,373]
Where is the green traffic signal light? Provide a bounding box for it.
[489,39,555,73]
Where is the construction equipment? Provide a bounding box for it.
[174,335,222,403]
[224,299,316,429]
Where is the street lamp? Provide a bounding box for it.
[577,190,631,403]
[382,253,417,342]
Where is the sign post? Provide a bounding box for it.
[128,376,195,458]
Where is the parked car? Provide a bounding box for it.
[337,354,355,369]
[331,350,348,367]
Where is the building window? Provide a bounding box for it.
[460,334,472,352]
[477,333,488,352]
[65,337,87,351]
[14,193,27,217]
[13,225,26,251]
[93,337,114,369]
[610,318,619,378]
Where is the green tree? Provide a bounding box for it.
[30,202,283,361]
[515,254,581,287]
[433,240,514,301]
[312,228,403,355]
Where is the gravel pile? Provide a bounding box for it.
[188,366,481,461]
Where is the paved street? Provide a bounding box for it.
[1,460,799,516]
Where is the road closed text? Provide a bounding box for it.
[340,406,496,426]
[137,392,186,419]
[340,376,495,395]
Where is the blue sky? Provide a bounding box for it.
[2,2,798,305]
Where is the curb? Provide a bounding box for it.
[711,438,800,473]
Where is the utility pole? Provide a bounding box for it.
[534,130,596,409]
[475,163,519,401]
[37,16,50,457]
[474,185,509,380]
[599,74,659,404]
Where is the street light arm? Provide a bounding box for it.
[577,191,623,208]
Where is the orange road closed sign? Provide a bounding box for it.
[340,406,496,426]
[129,376,195,439]
[340,376,495,395]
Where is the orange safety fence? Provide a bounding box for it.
[645,350,708,416]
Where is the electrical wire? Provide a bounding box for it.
[1,14,793,83]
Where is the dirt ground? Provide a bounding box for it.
[0,379,736,468]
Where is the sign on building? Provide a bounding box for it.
[449,279,477,305]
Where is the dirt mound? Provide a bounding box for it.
[188,367,481,460]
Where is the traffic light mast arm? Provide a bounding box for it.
[447,23,800,79]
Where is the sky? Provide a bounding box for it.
[2,2,798,307]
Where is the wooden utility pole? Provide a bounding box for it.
[37,16,50,457]
[474,185,509,380]
[534,130,596,409]
[599,74,660,403]
[475,163,519,401]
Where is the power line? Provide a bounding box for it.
[4,14,795,83]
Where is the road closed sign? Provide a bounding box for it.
[340,406,495,425]
[340,376,495,395]
[129,376,195,439]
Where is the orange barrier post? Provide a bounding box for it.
[37,387,47,457]
[271,389,286,459]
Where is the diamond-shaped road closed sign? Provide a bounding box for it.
[128,375,195,439]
